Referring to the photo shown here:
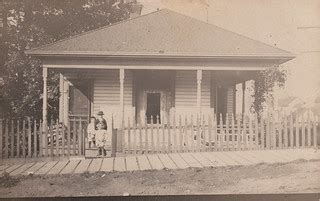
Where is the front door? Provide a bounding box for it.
[146,93,161,124]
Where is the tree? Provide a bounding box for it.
[1,0,135,119]
[252,65,287,115]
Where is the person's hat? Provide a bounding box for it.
[97,111,104,116]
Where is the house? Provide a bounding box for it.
[26,9,294,128]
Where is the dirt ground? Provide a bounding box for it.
[0,159,319,197]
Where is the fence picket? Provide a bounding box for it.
[208,115,212,151]
[261,118,265,149]
[278,117,283,149]
[151,116,155,154]
[161,115,165,153]
[184,116,188,152]
[50,120,54,157]
[127,117,131,153]
[16,120,20,157]
[289,114,294,148]
[39,120,43,157]
[190,115,195,152]
[133,119,137,154]
[248,116,253,150]
[138,121,143,154]
[144,117,148,154]
[236,115,241,151]
[196,115,200,152]
[266,116,270,149]
[254,115,259,149]
[156,116,160,153]
[243,116,247,150]
[34,120,38,157]
[73,120,76,156]
[61,120,65,156]
[179,115,182,152]
[295,114,300,148]
[201,115,206,152]
[231,114,235,151]
[284,116,288,148]
[28,118,32,157]
[11,120,14,158]
[218,114,223,151]
[173,115,177,152]
[22,120,26,157]
[313,118,318,148]
[167,116,171,153]
[225,115,230,151]
[78,119,82,156]
[0,119,3,158]
[301,115,305,148]
[307,114,311,147]
[4,120,8,158]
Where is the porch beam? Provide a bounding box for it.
[196,70,202,114]
[43,67,48,127]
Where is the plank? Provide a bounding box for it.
[179,153,202,168]
[35,161,59,175]
[201,152,226,167]
[74,159,92,174]
[228,151,256,165]
[147,154,164,170]
[125,156,139,171]
[60,160,80,174]
[213,152,239,166]
[137,155,151,171]
[3,163,24,174]
[252,150,283,163]
[222,151,251,166]
[100,157,114,172]
[47,161,68,175]
[157,154,177,169]
[114,157,126,172]
[0,164,10,172]
[240,151,264,164]
[191,152,214,167]
[87,158,103,173]
[23,162,46,175]
[10,163,35,176]
[168,153,189,169]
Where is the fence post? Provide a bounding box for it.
[111,115,117,157]
[307,113,311,147]
[34,119,38,157]
[261,118,265,149]
[151,116,155,154]
[22,119,26,158]
[78,118,82,156]
[156,115,160,153]
[39,120,43,157]
[4,120,8,158]
[127,117,131,154]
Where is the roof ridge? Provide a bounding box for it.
[26,9,167,53]
[165,9,294,55]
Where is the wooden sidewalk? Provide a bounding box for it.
[1,149,319,176]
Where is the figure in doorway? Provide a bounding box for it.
[95,111,108,156]
[87,116,96,148]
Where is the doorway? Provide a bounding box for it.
[146,93,161,124]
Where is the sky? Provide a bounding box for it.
[139,0,320,107]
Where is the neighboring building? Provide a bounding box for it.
[26,9,294,127]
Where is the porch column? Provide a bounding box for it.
[42,67,48,126]
[120,68,125,126]
[59,73,64,123]
[242,81,246,120]
[196,70,202,114]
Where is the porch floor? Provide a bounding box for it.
[1,149,319,176]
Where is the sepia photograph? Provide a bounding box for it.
[0,0,319,199]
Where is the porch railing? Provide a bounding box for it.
[119,113,319,154]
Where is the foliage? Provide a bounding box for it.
[252,65,287,114]
[1,0,133,119]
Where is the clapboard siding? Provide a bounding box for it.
[63,69,133,115]
[201,72,211,108]
[93,70,132,114]
[175,71,197,107]
[175,70,210,108]
[226,86,235,114]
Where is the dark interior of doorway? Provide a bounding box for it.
[146,93,161,124]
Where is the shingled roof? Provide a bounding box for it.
[26,9,294,60]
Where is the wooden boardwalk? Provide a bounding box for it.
[0,149,319,176]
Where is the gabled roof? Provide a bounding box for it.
[26,9,294,61]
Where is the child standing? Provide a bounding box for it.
[95,111,108,156]
[87,116,96,148]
